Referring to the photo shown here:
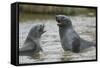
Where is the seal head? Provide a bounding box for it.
[56,15,72,27]
[28,24,46,38]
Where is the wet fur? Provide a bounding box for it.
[19,24,45,56]
[56,15,95,53]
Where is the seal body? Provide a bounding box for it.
[56,15,95,53]
[19,24,46,56]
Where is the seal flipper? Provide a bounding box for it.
[19,42,36,56]
[72,38,80,53]
[19,43,35,52]
[80,39,95,50]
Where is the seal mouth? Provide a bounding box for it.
[43,28,46,33]
[43,30,46,33]
[56,19,63,26]
[56,20,64,26]
[57,23,63,26]
[56,16,64,27]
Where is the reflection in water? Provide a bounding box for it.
[31,52,45,61]
[61,51,74,61]
[19,14,96,64]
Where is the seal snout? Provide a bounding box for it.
[42,24,46,33]
[56,15,65,26]
[39,24,46,33]
[56,15,72,27]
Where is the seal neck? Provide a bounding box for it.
[59,25,73,39]
[59,24,72,29]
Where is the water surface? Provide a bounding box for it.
[19,14,96,64]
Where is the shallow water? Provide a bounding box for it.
[19,15,96,64]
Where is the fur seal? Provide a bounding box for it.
[56,15,95,53]
[19,24,46,56]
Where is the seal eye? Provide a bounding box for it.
[60,17,64,20]
[38,24,46,33]
[61,17,66,21]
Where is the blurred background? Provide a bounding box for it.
[19,4,96,22]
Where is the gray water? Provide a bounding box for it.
[19,15,96,64]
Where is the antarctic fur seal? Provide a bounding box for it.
[56,15,95,53]
[19,24,46,56]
